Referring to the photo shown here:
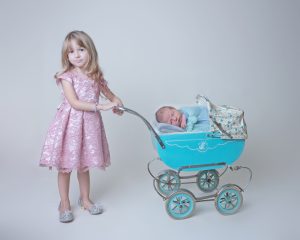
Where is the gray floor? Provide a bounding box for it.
[0,149,298,240]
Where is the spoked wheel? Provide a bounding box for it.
[156,170,181,196]
[215,185,243,215]
[197,169,219,192]
[165,189,195,220]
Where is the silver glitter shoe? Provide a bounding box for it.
[58,203,74,223]
[78,198,103,215]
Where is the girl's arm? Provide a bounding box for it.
[61,80,117,111]
[101,83,122,103]
[101,82,124,115]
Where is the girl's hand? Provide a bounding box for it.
[101,102,119,111]
[112,96,124,115]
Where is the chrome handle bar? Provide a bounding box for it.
[117,106,165,149]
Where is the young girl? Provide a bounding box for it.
[40,30,123,223]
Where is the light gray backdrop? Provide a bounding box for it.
[0,0,299,240]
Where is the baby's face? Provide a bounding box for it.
[161,108,183,127]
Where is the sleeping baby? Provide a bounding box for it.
[155,105,210,132]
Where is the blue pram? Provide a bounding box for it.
[118,101,252,220]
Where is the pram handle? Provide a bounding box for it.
[116,106,165,149]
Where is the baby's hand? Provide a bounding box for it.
[180,115,187,128]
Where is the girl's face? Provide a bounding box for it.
[67,39,89,70]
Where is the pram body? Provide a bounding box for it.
[152,131,245,171]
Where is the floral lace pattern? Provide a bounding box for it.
[40,70,110,172]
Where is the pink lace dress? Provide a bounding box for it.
[40,70,110,172]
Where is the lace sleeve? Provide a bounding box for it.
[56,71,73,85]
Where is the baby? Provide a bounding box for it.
[155,105,210,132]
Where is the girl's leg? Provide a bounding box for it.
[58,172,71,212]
[77,170,93,208]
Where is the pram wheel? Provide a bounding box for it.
[215,185,243,215]
[156,170,181,196]
[165,189,195,220]
[197,170,219,192]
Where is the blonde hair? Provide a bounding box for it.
[55,30,104,82]
[155,106,176,123]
